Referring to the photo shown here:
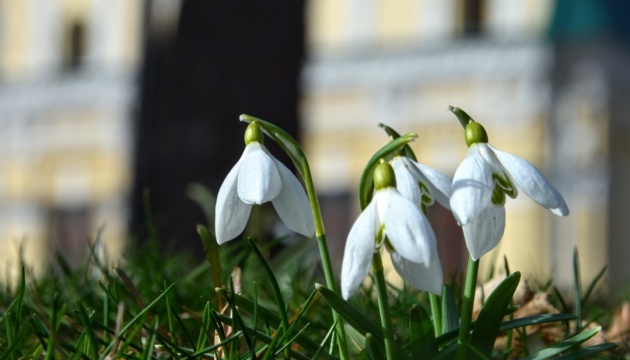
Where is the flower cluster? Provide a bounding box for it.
[214,109,569,300]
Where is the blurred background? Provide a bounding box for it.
[0,0,629,295]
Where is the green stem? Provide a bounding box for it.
[429,293,442,337]
[301,145,350,360]
[313,230,350,360]
[455,255,479,360]
[239,115,349,359]
[373,252,396,360]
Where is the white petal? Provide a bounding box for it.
[391,252,443,295]
[463,205,505,260]
[341,202,378,299]
[450,144,494,226]
[378,189,436,265]
[237,142,281,204]
[215,161,253,244]
[392,157,424,207]
[271,157,315,238]
[408,160,453,209]
[490,146,569,216]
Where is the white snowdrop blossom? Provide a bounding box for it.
[215,122,315,244]
[391,155,452,211]
[450,120,569,260]
[341,162,439,299]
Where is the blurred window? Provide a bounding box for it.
[461,0,485,35]
[48,206,91,268]
[63,20,86,71]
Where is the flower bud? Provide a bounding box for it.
[244,122,264,145]
[374,162,397,190]
[465,121,489,147]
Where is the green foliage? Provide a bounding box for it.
[0,232,624,358]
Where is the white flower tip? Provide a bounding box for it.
[453,212,471,227]
[551,205,569,217]
[314,283,324,290]
[214,228,234,245]
[341,286,353,300]
[427,282,443,296]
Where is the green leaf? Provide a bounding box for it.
[100,283,175,356]
[311,320,338,360]
[521,326,602,360]
[407,304,437,358]
[469,272,521,358]
[247,239,290,334]
[216,290,333,359]
[358,133,418,210]
[573,248,582,334]
[364,333,383,360]
[316,284,384,341]
[196,301,212,352]
[378,123,417,161]
[553,342,618,359]
[441,284,459,334]
[140,316,159,360]
[498,314,576,332]
[581,265,607,308]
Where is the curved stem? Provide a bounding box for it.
[455,254,479,360]
[373,252,396,360]
[240,115,349,359]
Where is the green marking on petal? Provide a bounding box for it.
[491,186,507,206]
[376,224,386,248]
[492,173,517,199]
[244,121,264,145]
[418,182,435,207]
[384,237,396,253]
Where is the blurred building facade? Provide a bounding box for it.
[0,0,141,278]
[0,0,629,295]
[302,0,630,293]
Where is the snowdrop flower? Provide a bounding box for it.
[450,118,569,260]
[391,155,452,212]
[341,162,439,299]
[215,122,315,244]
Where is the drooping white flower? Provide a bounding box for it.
[215,122,315,244]
[341,162,440,299]
[391,155,452,211]
[450,119,569,260]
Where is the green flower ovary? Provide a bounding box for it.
[374,162,397,190]
[465,121,489,147]
[244,122,264,145]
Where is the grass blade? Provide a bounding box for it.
[554,342,618,359]
[469,272,521,358]
[441,284,459,334]
[573,248,582,334]
[315,284,383,340]
[407,304,437,358]
[521,326,601,360]
[581,265,607,308]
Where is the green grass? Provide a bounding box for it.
[0,228,627,359]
